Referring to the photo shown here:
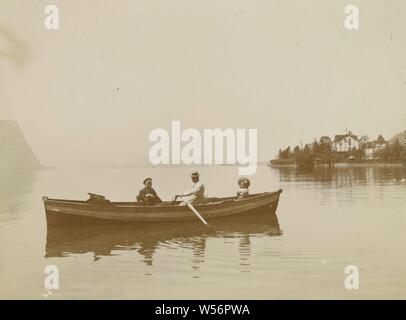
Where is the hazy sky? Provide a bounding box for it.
[1,0,405,167]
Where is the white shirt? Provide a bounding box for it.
[191,181,205,199]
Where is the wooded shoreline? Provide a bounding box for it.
[269,158,406,167]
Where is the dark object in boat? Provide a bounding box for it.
[86,193,110,204]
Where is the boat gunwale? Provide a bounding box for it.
[43,189,282,209]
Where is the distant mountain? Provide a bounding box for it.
[0,119,43,171]
[388,130,406,148]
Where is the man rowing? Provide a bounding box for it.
[175,171,207,205]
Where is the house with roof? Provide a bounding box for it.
[375,135,386,150]
[364,135,387,159]
[334,131,359,152]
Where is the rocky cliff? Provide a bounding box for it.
[0,119,42,171]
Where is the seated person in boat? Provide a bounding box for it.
[175,171,207,205]
[137,178,162,206]
[236,177,250,199]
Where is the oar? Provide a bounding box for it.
[175,195,211,227]
[186,203,210,227]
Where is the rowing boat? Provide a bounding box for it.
[43,189,282,226]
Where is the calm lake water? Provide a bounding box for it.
[1,165,406,299]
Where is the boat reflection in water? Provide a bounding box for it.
[45,210,282,264]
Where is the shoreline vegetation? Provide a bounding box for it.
[269,133,406,169]
[269,159,405,167]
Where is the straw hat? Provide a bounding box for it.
[191,171,200,178]
[238,177,250,187]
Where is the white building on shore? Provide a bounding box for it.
[334,131,359,152]
[364,135,387,159]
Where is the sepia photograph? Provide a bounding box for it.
[1,0,406,306]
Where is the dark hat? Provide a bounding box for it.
[191,171,199,178]
[143,177,152,185]
[238,177,250,187]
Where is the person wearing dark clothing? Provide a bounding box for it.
[137,178,162,206]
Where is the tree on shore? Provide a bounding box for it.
[278,146,292,160]
[378,139,406,161]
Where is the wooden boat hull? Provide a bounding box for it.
[45,212,282,259]
[43,189,282,226]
